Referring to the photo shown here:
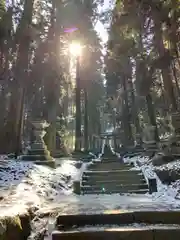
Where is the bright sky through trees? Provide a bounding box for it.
[95,0,114,43]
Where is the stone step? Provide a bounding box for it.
[83,170,142,176]
[90,160,127,164]
[88,165,134,171]
[82,174,145,182]
[123,152,143,158]
[33,160,55,167]
[82,178,147,185]
[52,228,180,240]
[88,163,133,169]
[56,224,180,232]
[81,183,148,191]
[21,155,52,161]
[81,188,149,194]
[28,149,50,155]
[56,211,180,227]
[100,158,121,162]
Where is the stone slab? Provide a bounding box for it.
[52,229,154,240]
[81,189,149,194]
[82,174,144,182]
[82,179,147,185]
[101,158,121,162]
[28,149,50,155]
[56,212,180,229]
[31,143,47,149]
[134,211,180,224]
[154,228,180,240]
[56,212,134,227]
[21,155,52,161]
[83,170,142,175]
[88,164,132,171]
[81,183,148,191]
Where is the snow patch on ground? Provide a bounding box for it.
[153,159,180,199]
[123,155,180,206]
[0,155,180,218]
[0,159,82,216]
[154,160,180,171]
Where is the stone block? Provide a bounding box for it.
[82,174,145,182]
[83,170,142,176]
[52,229,153,240]
[31,143,47,150]
[73,181,81,195]
[148,178,157,194]
[28,149,50,155]
[88,164,131,171]
[81,183,148,192]
[56,212,134,227]
[82,189,148,194]
[21,155,52,161]
[133,211,180,224]
[82,178,147,186]
[154,228,180,240]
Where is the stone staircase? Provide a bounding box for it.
[51,211,180,239]
[81,158,149,195]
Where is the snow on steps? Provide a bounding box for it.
[88,163,132,171]
[52,211,180,240]
[81,160,148,195]
[52,227,180,240]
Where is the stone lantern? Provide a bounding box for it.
[142,125,158,154]
[22,120,55,167]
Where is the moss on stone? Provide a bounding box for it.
[0,216,22,240]
[0,213,31,240]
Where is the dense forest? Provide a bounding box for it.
[105,0,180,151]
[0,0,179,156]
[0,1,180,239]
[0,0,105,155]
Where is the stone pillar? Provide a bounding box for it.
[105,137,109,146]
[135,133,141,146]
[73,181,81,195]
[135,133,143,152]
[142,125,158,154]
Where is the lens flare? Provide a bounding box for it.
[64,27,78,33]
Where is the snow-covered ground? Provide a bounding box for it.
[0,155,180,239]
[153,159,180,199]
[0,156,180,219]
[125,155,180,202]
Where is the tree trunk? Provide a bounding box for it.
[146,93,159,141]
[128,76,141,134]
[5,0,34,154]
[153,14,177,112]
[122,75,134,146]
[75,56,82,151]
[84,88,88,151]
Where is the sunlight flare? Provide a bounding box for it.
[69,42,82,56]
